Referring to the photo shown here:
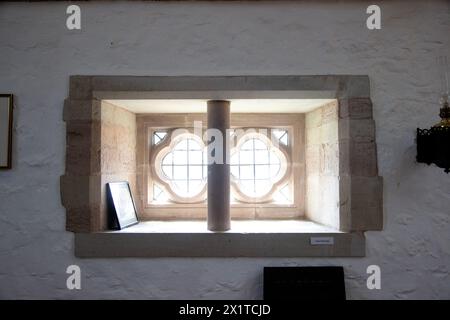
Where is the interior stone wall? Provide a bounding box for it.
[61,99,136,232]
[338,98,383,231]
[0,0,449,299]
[305,101,341,229]
[99,100,137,230]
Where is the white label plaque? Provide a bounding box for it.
[310,237,334,245]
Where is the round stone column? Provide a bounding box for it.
[207,100,230,231]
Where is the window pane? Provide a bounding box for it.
[239,150,253,165]
[189,180,203,193]
[280,184,290,198]
[173,165,188,180]
[188,139,202,151]
[240,139,253,150]
[174,139,188,150]
[255,181,271,195]
[279,134,288,146]
[231,165,239,178]
[270,164,280,177]
[173,181,188,194]
[269,152,280,165]
[273,130,283,139]
[240,165,254,180]
[255,150,269,164]
[255,165,270,180]
[189,165,203,180]
[153,184,168,202]
[162,165,173,179]
[240,180,255,194]
[156,136,207,199]
[173,150,187,164]
[254,138,267,150]
[162,152,172,166]
[230,153,239,166]
[273,129,288,145]
[189,150,203,165]
[155,132,288,202]
[273,184,291,203]
[230,133,288,199]
[153,131,167,145]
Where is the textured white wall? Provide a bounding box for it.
[0,0,449,299]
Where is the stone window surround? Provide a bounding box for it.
[61,75,383,257]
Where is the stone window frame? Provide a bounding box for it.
[229,129,291,203]
[138,113,304,220]
[61,75,383,257]
[150,128,208,204]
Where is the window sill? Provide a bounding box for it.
[74,220,365,258]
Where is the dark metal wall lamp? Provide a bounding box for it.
[417,96,450,173]
[417,57,450,173]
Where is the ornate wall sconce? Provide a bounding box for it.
[417,57,450,173]
[417,95,450,173]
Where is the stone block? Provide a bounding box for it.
[305,174,320,220]
[74,231,365,258]
[342,76,371,99]
[305,108,322,129]
[101,122,136,148]
[305,144,320,174]
[65,122,93,175]
[306,174,340,229]
[101,100,136,127]
[100,123,136,174]
[350,176,383,230]
[306,126,320,146]
[320,120,339,144]
[60,175,90,208]
[61,175,102,232]
[339,119,376,142]
[339,175,383,231]
[69,76,93,100]
[339,98,373,119]
[60,175,101,206]
[320,143,339,176]
[321,100,339,125]
[350,206,382,230]
[351,141,378,176]
[63,99,101,122]
[339,140,378,176]
[65,121,102,175]
[66,205,101,233]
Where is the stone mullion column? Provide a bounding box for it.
[207,100,231,231]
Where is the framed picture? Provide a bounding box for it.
[0,94,13,169]
[106,182,139,230]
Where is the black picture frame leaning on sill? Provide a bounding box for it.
[107,182,139,230]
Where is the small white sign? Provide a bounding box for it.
[310,237,334,245]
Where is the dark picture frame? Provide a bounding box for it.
[264,266,346,300]
[0,94,13,170]
[106,182,139,230]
